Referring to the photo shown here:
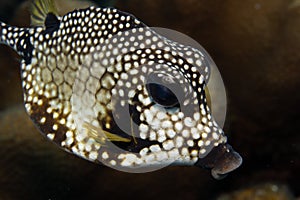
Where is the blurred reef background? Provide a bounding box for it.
[0,0,299,199]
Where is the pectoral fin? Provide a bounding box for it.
[83,122,131,144]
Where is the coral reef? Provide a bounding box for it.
[217,183,295,200]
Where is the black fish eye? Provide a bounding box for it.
[146,72,180,107]
[146,83,179,107]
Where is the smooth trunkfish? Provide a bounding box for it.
[0,0,242,178]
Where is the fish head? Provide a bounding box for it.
[71,26,242,175]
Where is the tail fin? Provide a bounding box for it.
[0,21,33,63]
[1,22,24,50]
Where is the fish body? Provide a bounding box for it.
[0,0,242,177]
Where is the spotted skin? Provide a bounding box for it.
[0,6,242,176]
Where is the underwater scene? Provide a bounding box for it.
[0,0,299,199]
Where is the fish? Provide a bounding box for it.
[0,0,242,178]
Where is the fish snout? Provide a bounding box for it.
[195,143,242,179]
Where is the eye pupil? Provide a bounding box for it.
[146,83,179,107]
[146,72,181,108]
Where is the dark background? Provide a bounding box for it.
[0,0,299,199]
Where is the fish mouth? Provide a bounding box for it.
[195,143,243,179]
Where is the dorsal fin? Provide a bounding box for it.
[30,0,58,27]
[44,13,60,34]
